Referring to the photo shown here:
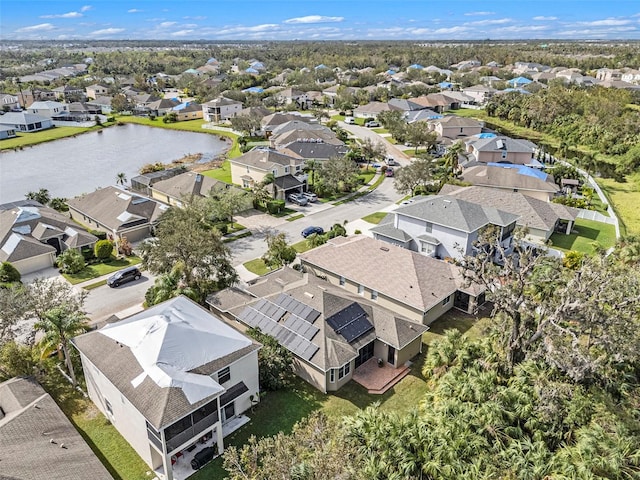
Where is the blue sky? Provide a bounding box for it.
[3,1,640,41]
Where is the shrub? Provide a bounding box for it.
[266,200,285,214]
[94,239,114,260]
[354,229,362,234]
[213,223,228,235]
[57,249,85,274]
[87,228,107,240]
[0,262,21,283]
[81,246,95,261]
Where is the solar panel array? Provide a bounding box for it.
[238,295,321,362]
[326,303,375,343]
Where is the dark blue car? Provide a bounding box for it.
[301,226,324,238]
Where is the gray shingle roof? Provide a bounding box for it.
[151,172,227,200]
[394,195,519,232]
[460,165,558,193]
[0,377,114,480]
[230,148,303,172]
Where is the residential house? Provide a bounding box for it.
[229,147,305,197]
[0,93,20,111]
[459,164,559,202]
[507,77,533,88]
[202,97,243,122]
[26,100,69,118]
[280,139,348,162]
[0,377,114,480]
[260,112,313,136]
[370,195,519,261]
[300,235,485,324]
[269,121,341,149]
[0,125,17,139]
[0,111,54,132]
[87,96,113,115]
[17,88,56,108]
[321,85,360,106]
[86,84,110,99]
[404,108,442,124]
[462,85,497,105]
[275,88,312,109]
[151,172,231,207]
[595,68,622,82]
[130,168,186,196]
[52,85,85,101]
[388,98,424,112]
[146,98,180,117]
[208,267,428,393]
[440,185,577,244]
[429,115,483,139]
[0,201,98,275]
[171,102,203,121]
[353,101,401,119]
[621,69,640,84]
[465,135,536,166]
[73,296,261,480]
[68,186,167,243]
[410,94,455,113]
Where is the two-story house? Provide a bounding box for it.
[464,135,536,166]
[429,115,483,139]
[370,195,519,261]
[208,268,428,394]
[26,100,69,119]
[229,147,306,198]
[86,84,110,100]
[202,97,243,122]
[72,296,261,480]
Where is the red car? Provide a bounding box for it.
[385,167,394,177]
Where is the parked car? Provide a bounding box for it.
[302,226,325,238]
[385,167,394,177]
[385,157,398,166]
[302,192,318,202]
[365,121,380,128]
[191,446,216,470]
[344,116,356,124]
[288,193,308,206]
[107,266,141,288]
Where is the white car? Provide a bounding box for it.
[302,192,318,202]
[288,193,308,206]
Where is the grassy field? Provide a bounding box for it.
[62,256,142,285]
[598,172,640,236]
[549,218,617,254]
[0,122,115,150]
[361,211,388,224]
[201,160,233,184]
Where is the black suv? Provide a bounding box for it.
[107,266,141,288]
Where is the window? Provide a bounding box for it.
[284,166,290,174]
[442,295,451,306]
[425,222,433,233]
[371,290,378,301]
[338,362,351,380]
[358,284,364,295]
[329,369,335,383]
[339,276,345,286]
[295,165,301,171]
[105,399,113,416]
[420,242,435,255]
[501,151,507,159]
[246,166,250,173]
[272,169,278,176]
[217,367,231,384]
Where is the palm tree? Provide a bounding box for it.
[25,188,51,206]
[262,173,278,200]
[441,141,466,182]
[35,306,89,387]
[304,159,321,186]
[116,172,127,186]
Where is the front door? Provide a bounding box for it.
[387,346,395,365]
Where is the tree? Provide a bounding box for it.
[439,140,466,183]
[110,93,131,113]
[0,341,40,380]
[116,172,127,186]
[144,263,200,307]
[246,327,294,391]
[261,173,278,200]
[49,197,69,212]
[230,113,262,136]
[393,157,436,195]
[262,232,297,270]
[359,137,386,168]
[35,306,88,386]
[209,187,250,224]
[404,121,438,154]
[318,155,361,195]
[141,202,237,303]
[304,159,321,186]
[25,188,50,205]
[56,249,85,274]
[94,239,114,260]
[0,261,21,284]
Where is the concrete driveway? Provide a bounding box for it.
[341,122,412,165]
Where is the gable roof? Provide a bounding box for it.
[392,195,519,232]
[460,164,559,193]
[151,172,228,200]
[432,115,483,128]
[0,111,51,125]
[230,148,303,171]
[73,296,260,429]
[0,377,114,480]
[280,140,348,160]
[467,135,535,154]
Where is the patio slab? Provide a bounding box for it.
[352,358,410,394]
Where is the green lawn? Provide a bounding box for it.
[62,256,142,285]
[201,160,232,184]
[0,122,115,151]
[549,218,617,254]
[372,128,389,134]
[243,258,270,276]
[598,172,640,236]
[286,213,305,222]
[361,211,388,224]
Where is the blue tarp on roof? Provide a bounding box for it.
[475,133,496,138]
[503,88,532,94]
[315,64,328,69]
[242,87,264,93]
[439,82,453,88]
[173,102,192,111]
[386,69,396,75]
[408,64,424,70]
[508,76,533,85]
[245,67,259,74]
[488,163,548,179]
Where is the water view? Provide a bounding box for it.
[0,123,230,203]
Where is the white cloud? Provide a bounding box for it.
[216,23,280,35]
[464,11,495,16]
[171,30,194,36]
[158,21,177,27]
[81,5,92,12]
[128,9,142,13]
[90,27,125,35]
[283,15,344,24]
[16,23,56,32]
[467,18,512,26]
[41,11,83,19]
[578,18,632,26]
[533,16,557,21]
[184,16,206,20]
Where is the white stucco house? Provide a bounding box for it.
[73,296,261,480]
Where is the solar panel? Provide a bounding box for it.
[283,315,319,341]
[326,303,374,343]
[274,293,320,323]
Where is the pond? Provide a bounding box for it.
[0,123,230,203]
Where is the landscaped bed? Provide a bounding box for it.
[62,256,142,285]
